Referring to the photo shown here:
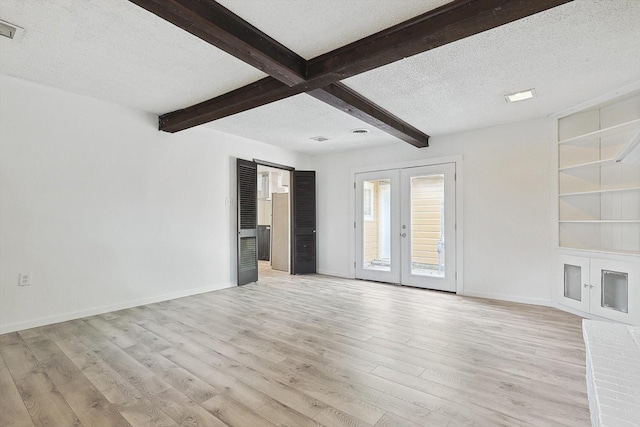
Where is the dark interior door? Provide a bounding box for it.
[292,170,316,274]
[237,159,258,285]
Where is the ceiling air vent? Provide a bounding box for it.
[0,19,24,40]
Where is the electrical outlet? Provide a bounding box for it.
[19,273,32,286]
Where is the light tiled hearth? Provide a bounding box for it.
[583,320,640,426]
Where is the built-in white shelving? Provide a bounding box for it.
[559,220,640,223]
[558,158,616,171]
[558,91,640,256]
[559,187,640,197]
[558,118,640,145]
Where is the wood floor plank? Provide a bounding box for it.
[313,406,375,427]
[123,343,218,404]
[0,336,83,426]
[56,376,130,427]
[24,336,84,386]
[158,333,327,418]
[374,412,427,427]
[148,387,228,427]
[20,387,83,427]
[0,263,589,426]
[372,365,589,426]
[201,391,278,427]
[56,338,133,393]
[91,341,173,397]
[0,367,35,427]
[255,399,326,427]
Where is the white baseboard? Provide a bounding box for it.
[463,291,552,307]
[316,269,354,279]
[552,302,618,323]
[0,282,235,335]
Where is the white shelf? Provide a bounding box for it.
[557,92,640,256]
[559,220,640,223]
[558,158,616,171]
[558,118,640,145]
[559,187,640,197]
[558,247,640,257]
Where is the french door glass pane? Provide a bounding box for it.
[410,174,445,277]
[363,179,391,271]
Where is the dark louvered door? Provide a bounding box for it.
[237,159,258,285]
[292,171,316,274]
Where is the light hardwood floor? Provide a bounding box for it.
[0,264,590,426]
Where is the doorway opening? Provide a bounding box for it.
[236,158,316,286]
[257,165,291,274]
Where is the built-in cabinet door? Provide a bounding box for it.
[558,255,590,313]
[589,259,640,325]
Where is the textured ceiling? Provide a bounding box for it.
[1,0,640,154]
[208,93,398,154]
[215,0,451,59]
[343,0,640,136]
[0,0,266,114]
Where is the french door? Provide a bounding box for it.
[355,163,456,291]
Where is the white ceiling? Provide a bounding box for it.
[1,0,639,154]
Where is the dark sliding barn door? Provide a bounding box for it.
[237,159,258,285]
[291,171,316,274]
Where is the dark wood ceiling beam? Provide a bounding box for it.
[149,0,573,137]
[160,77,297,132]
[306,0,573,83]
[142,1,431,144]
[129,0,306,86]
[308,83,429,148]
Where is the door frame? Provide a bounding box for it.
[254,159,295,277]
[234,158,317,284]
[349,155,464,295]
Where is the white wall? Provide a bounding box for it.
[312,117,556,306]
[0,75,309,334]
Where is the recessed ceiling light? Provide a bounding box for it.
[505,89,535,103]
[351,128,369,134]
[0,19,24,41]
[310,136,329,142]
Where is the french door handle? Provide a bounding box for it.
[401,233,407,238]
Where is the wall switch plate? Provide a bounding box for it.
[19,272,32,286]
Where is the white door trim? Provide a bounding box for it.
[349,155,464,295]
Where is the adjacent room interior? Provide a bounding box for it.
[1,1,639,426]
[257,164,291,274]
